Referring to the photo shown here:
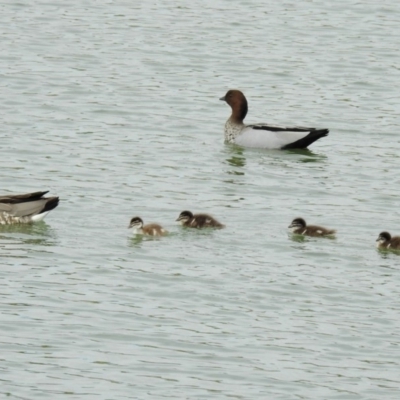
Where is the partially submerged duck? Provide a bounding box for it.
[0,190,59,225]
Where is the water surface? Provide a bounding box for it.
[1,0,400,399]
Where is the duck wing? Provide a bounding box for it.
[235,124,328,149]
[0,191,49,203]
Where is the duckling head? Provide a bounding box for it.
[176,210,193,225]
[128,216,144,230]
[219,90,248,122]
[289,218,306,230]
[376,231,391,244]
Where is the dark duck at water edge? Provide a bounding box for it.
[220,90,329,149]
[0,190,59,225]
[288,217,336,237]
[376,231,400,250]
[176,211,225,229]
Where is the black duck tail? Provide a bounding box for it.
[40,197,60,214]
[282,129,329,150]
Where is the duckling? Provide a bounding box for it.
[128,216,167,236]
[376,231,400,250]
[176,210,225,229]
[288,217,335,237]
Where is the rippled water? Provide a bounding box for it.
[1,0,400,398]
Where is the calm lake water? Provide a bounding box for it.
[1,1,400,399]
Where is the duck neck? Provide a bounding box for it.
[224,118,245,142]
[231,99,248,124]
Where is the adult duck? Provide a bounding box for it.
[220,90,329,149]
[0,190,59,225]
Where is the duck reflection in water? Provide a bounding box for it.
[0,221,58,250]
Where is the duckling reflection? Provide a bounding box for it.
[0,222,58,249]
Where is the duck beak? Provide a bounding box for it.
[288,224,293,228]
[219,95,226,101]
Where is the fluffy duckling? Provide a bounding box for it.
[0,190,59,225]
[128,216,167,236]
[289,217,336,237]
[220,89,328,149]
[376,231,400,250]
[176,211,225,229]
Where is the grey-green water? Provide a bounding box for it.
[1,1,400,399]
